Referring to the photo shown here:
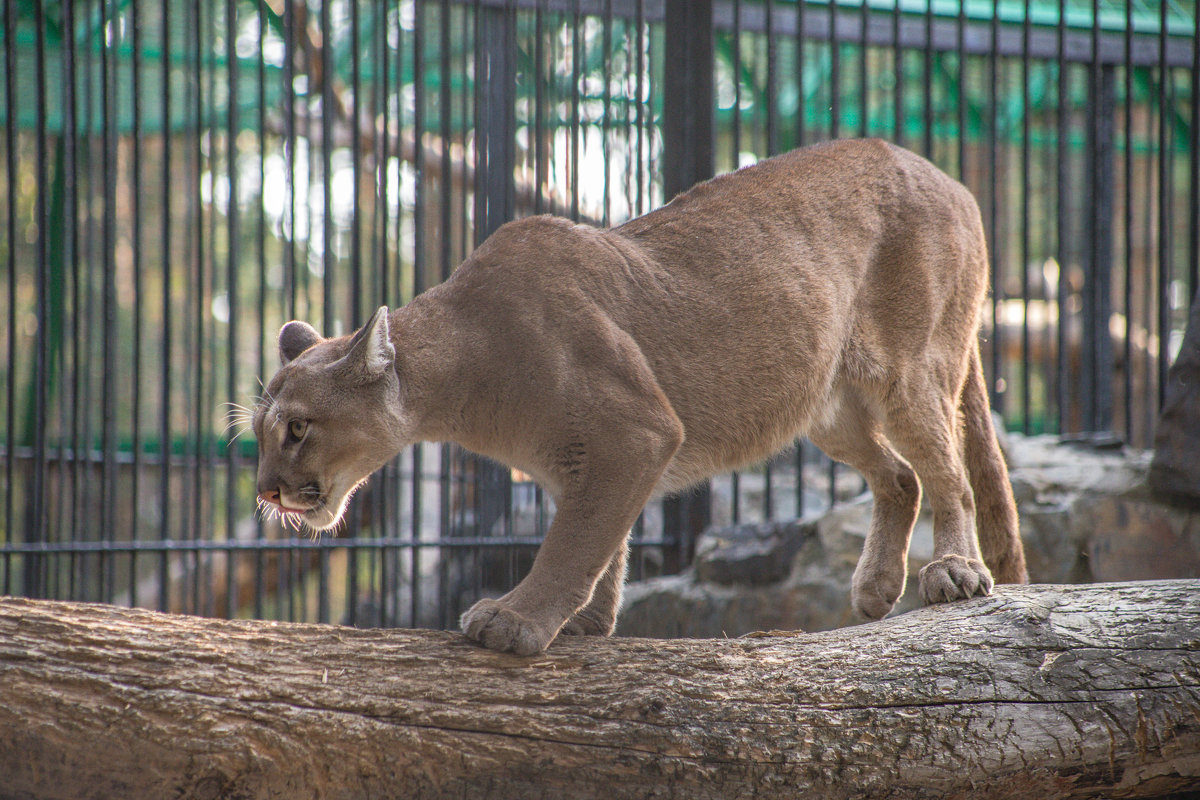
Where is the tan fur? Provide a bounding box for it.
[254,139,1027,655]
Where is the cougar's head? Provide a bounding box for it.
[254,306,405,533]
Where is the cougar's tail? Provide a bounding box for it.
[961,344,1028,584]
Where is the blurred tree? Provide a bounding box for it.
[1151,291,1200,508]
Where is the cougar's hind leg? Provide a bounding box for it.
[881,372,994,605]
[560,540,628,636]
[809,393,921,620]
[961,346,1027,584]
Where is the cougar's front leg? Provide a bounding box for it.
[461,437,678,654]
[461,391,683,655]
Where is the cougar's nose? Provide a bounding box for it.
[258,488,282,506]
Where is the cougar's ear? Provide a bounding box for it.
[336,306,394,380]
[278,321,322,366]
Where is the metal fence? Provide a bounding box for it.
[2,0,1197,628]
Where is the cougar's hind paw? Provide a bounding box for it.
[918,554,994,605]
[851,562,907,621]
[851,582,903,621]
[559,608,614,637]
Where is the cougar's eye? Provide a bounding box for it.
[287,419,309,442]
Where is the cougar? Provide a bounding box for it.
[254,138,1028,655]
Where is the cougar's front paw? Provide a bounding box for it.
[460,599,555,656]
[918,555,993,605]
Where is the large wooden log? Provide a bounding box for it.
[1,581,1198,799]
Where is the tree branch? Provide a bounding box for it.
[2,581,1198,799]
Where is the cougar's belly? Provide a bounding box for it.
[648,364,839,498]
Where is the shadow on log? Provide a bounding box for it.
[1,581,1198,800]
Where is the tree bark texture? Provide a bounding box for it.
[1,581,1198,800]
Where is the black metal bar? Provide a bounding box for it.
[922,0,933,157]
[827,457,837,510]
[765,0,776,155]
[794,0,805,147]
[1054,0,1068,435]
[44,0,63,602]
[1191,8,1200,311]
[730,472,740,523]
[206,0,222,614]
[28,0,49,598]
[225,0,241,616]
[283,0,297,320]
[829,4,840,139]
[321,0,334,336]
[318,547,330,624]
[102,0,121,602]
[569,0,581,220]
[956,0,965,175]
[1156,0,1171,415]
[661,0,713,569]
[344,0,363,624]
[602,0,613,225]
[415,0,428,294]
[41,55,64,599]
[462,2,518,564]
[662,0,713,198]
[351,0,363,328]
[375,0,389,305]
[427,0,456,626]
[763,459,773,520]
[254,0,270,619]
[1083,12,1115,435]
[635,0,646,215]
[1141,76,1157,442]
[732,0,740,164]
[159,0,174,613]
[395,0,406,303]
[1121,0,1134,443]
[794,440,805,518]
[79,0,97,574]
[892,0,902,144]
[64,0,83,594]
[1081,2,1097,432]
[857,0,867,138]
[3,0,17,594]
[190,0,207,615]
[480,4,516,239]
[131,0,146,608]
[1018,0,1030,434]
[987,0,1002,416]
[534,0,546,215]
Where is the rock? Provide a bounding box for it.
[693,519,811,586]
[616,572,848,639]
